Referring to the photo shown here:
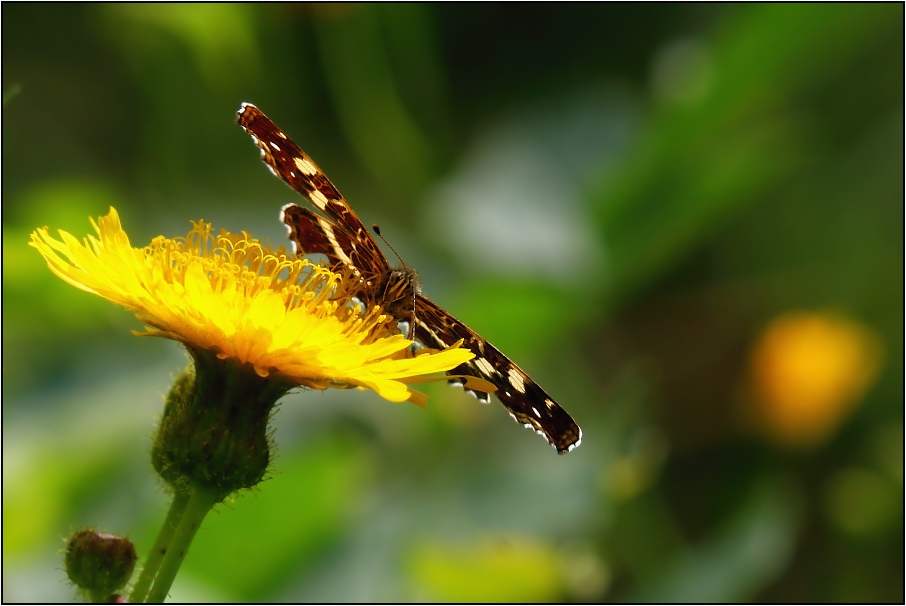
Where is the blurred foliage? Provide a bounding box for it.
[407,536,563,601]
[162,435,371,600]
[2,3,902,603]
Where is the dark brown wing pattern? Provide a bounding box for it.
[237,102,582,454]
[236,102,387,278]
[413,295,581,453]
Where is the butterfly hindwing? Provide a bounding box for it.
[238,102,582,454]
[281,203,372,279]
[281,204,340,259]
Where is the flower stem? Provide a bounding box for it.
[129,491,189,603]
[144,488,218,604]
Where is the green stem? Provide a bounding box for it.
[145,487,218,604]
[129,491,190,604]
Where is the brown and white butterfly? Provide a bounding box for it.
[237,103,581,454]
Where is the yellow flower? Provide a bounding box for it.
[30,207,480,405]
[748,311,883,448]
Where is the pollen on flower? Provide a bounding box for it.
[30,207,479,404]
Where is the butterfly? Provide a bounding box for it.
[237,103,581,454]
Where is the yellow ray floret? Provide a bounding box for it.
[30,207,481,404]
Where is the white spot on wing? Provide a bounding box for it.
[269,141,281,151]
[294,156,318,175]
[474,357,497,376]
[309,188,329,209]
[532,406,540,418]
[507,368,526,394]
[280,206,301,253]
[318,218,354,268]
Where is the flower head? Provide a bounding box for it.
[30,207,479,405]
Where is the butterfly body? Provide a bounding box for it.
[239,103,582,454]
[373,266,420,323]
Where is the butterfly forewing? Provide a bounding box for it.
[413,295,582,453]
[237,103,387,276]
[237,102,582,454]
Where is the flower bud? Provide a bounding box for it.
[152,345,294,501]
[64,529,136,601]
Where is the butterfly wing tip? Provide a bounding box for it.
[555,434,582,455]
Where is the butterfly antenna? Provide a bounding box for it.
[372,224,408,268]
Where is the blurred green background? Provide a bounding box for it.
[3,3,902,602]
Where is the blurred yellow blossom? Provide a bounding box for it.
[408,536,563,602]
[748,311,883,448]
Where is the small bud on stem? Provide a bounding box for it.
[65,529,136,603]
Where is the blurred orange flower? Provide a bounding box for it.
[748,311,883,448]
